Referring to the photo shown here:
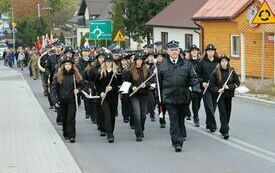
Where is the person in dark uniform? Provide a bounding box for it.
[158,40,200,152]
[154,50,167,128]
[127,52,152,142]
[50,56,82,143]
[145,51,156,121]
[196,44,219,132]
[119,54,133,126]
[83,56,98,124]
[189,45,202,127]
[39,45,52,96]
[154,41,163,53]
[45,42,63,111]
[94,51,106,136]
[210,55,240,139]
[96,54,122,143]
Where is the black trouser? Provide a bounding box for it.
[166,103,188,147]
[48,76,54,107]
[58,98,76,138]
[186,91,192,118]
[101,97,118,137]
[96,101,105,132]
[203,90,217,130]
[147,90,155,119]
[218,97,232,135]
[41,72,48,95]
[83,98,97,121]
[158,103,167,125]
[121,94,133,125]
[191,92,202,122]
[131,95,148,137]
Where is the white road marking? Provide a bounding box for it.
[186,121,275,163]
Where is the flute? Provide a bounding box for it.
[129,73,156,97]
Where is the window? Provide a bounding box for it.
[231,35,240,57]
[161,32,168,48]
[185,34,193,49]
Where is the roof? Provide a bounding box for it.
[146,0,208,29]
[78,0,113,19]
[193,0,275,20]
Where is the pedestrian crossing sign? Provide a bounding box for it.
[114,31,125,42]
[252,1,275,24]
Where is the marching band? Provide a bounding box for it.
[36,39,240,152]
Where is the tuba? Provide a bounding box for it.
[38,47,55,72]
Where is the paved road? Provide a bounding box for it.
[19,67,275,173]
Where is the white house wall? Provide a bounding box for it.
[153,27,200,49]
[76,27,89,47]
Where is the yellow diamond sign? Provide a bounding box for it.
[114,30,125,42]
[12,22,17,28]
[252,1,275,24]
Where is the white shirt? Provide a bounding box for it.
[170,57,179,64]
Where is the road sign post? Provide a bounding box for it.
[90,20,112,41]
[252,1,275,86]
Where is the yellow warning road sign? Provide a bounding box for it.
[252,1,275,24]
[114,31,125,42]
[12,22,17,28]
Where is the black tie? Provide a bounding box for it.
[173,60,176,64]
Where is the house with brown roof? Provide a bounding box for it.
[193,0,275,82]
[146,0,208,49]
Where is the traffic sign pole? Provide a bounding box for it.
[261,25,265,87]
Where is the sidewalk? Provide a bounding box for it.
[0,64,82,173]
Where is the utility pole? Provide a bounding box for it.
[10,7,15,51]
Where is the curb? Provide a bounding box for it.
[236,95,275,105]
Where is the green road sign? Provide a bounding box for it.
[90,20,112,40]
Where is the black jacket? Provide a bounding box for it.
[196,57,219,84]
[95,70,122,100]
[45,54,62,77]
[125,68,152,96]
[77,58,89,76]
[210,68,240,98]
[83,66,98,96]
[158,57,200,104]
[50,70,81,104]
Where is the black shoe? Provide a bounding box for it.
[186,116,191,121]
[49,106,53,109]
[91,119,96,124]
[69,138,75,143]
[57,121,62,126]
[100,131,106,137]
[123,119,129,123]
[175,145,182,152]
[194,121,200,127]
[223,133,229,140]
[141,133,144,138]
[131,126,135,129]
[210,129,216,133]
[136,136,142,142]
[85,115,90,119]
[160,124,166,128]
[151,117,155,122]
[108,135,114,143]
[44,93,48,97]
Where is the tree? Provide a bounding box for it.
[16,17,50,47]
[59,31,65,43]
[122,0,171,43]
[0,0,10,15]
[112,0,125,41]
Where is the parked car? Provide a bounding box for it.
[0,43,8,60]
